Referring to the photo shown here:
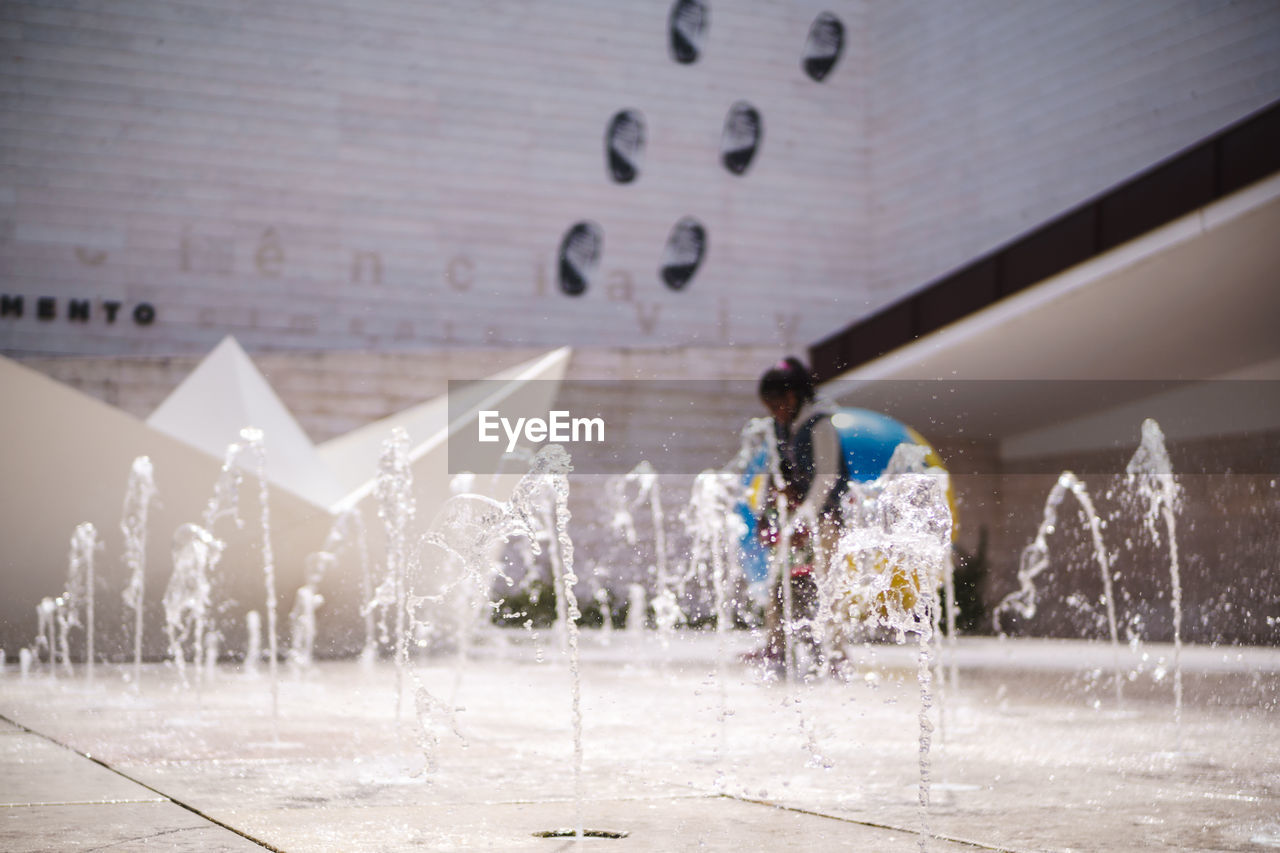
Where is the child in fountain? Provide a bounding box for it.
[752,357,846,677]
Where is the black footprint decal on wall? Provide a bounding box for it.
[669,0,708,64]
[559,222,603,296]
[802,12,844,82]
[720,102,762,176]
[660,217,707,290]
[606,110,646,184]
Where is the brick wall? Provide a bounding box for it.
[5,1,1278,358]
[17,344,787,440]
[0,0,868,356]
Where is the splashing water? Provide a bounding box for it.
[421,490,517,695]
[743,418,858,769]
[1125,419,1184,732]
[538,499,571,651]
[481,462,577,655]
[739,417,799,680]
[59,523,99,678]
[846,446,958,740]
[409,474,532,769]
[204,632,220,673]
[193,438,251,682]
[245,610,262,677]
[289,551,333,672]
[373,427,415,720]
[120,456,157,685]
[735,415,840,770]
[163,523,223,689]
[683,468,748,779]
[172,432,275,701]
[402,539,462,775]
[482,445,583,833]
[410,445,582,834]
[236,429,279,717]
[994,471,1123,707]
[626,584,646,633]
[941,549,959,691]
[203,442,245,532]
[35,597,56,674]
[409,654,467,776]
[542,447,585,840]
[622,462,678,643]
[877,448,962,691]
[834,449,953,852]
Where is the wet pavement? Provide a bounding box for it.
[2,633,1278,852]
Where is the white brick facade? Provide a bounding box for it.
[3,2,1278,648]
[1,1,1277,367]
[1,0,868,356]
[865,0,1280,308]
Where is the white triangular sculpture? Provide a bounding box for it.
[147,336,345,507]
[0,342,573,659]
[0,355,328,660]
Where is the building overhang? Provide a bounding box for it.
[814,171,1280,461]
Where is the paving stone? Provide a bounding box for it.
[219,796,982,853]
[0,734,163,807]
[0,802,268,853]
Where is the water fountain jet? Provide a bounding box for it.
[833,447,953,851]
[289,551,333,672]
[994,470,1124,707]
[163,523,223,689]
[1124,418,1184,732]
[683,468,748,779]
[373,427,415,720]
[120,456,157,684]
[59,522,98,678]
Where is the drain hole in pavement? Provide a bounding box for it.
[533,829,629,839]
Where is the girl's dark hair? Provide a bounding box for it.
[758,356,814,402]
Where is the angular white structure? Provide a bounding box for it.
[0,343,571,660]
[147,336,347,508]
